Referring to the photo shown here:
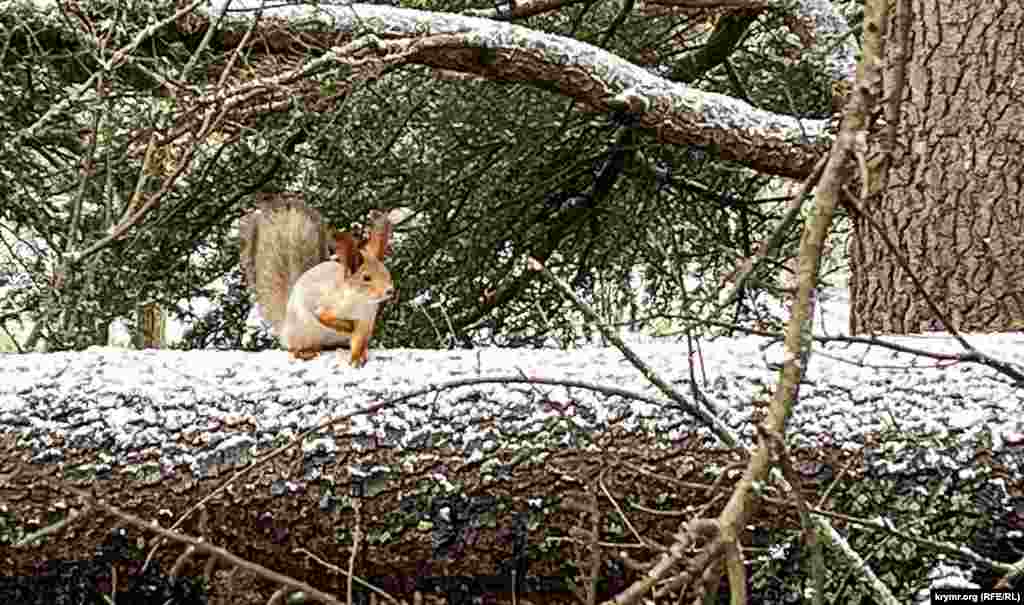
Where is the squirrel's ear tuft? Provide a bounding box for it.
[364,209,393,260]
[334,232,361,274]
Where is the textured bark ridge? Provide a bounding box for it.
[2,342,1022,598]
[850,0,1024,334]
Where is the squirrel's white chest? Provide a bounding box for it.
[319,288,379,322]
[279,262,380,348]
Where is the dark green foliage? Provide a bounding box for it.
[0,0,853,352]
[175,269,277,351]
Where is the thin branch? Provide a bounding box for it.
[842,189,1024,385]
[620,459,1022,577]
[12,0,207,146]
[761,425,822,605]
[13,507,88,547]
[709,3,891,605]
[181,0,235,81]
[815,518,900,605]
[465,0,588,20]
[62,486,345,605]
[715,152,827,315]
[528,256,738,447]
[660,313,1024,381]
[294,547,399,603]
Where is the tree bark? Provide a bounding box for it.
[850,0,1024,334]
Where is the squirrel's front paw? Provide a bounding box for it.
[315,306,356,334]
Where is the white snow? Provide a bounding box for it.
[0,291,1022,485]
[0,336,1021,467]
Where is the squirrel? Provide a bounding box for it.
[239,196,394,367]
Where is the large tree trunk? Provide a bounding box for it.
[849,0,1024,334]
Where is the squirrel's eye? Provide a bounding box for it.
[363,274,372,282]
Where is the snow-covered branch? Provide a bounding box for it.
[205,1,833,178]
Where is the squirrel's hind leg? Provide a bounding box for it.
[290,348,321,361]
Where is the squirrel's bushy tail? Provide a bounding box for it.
[239,195,330,333]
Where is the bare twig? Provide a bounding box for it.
[465,0,588,19]
[181,0,236,81]
[13,507,87,547]
[705,2,893,605]
[842,190,1024,385]
[528,256,737,447]
[761,425,823,605]
[661,314,1024,381]
[599,473,645,547]
[295,547,399,603]
[13,0,207,145]
[348,498,362,605]
[587,484,601,605]
[62,486,345,605]
[716,153,828,313]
